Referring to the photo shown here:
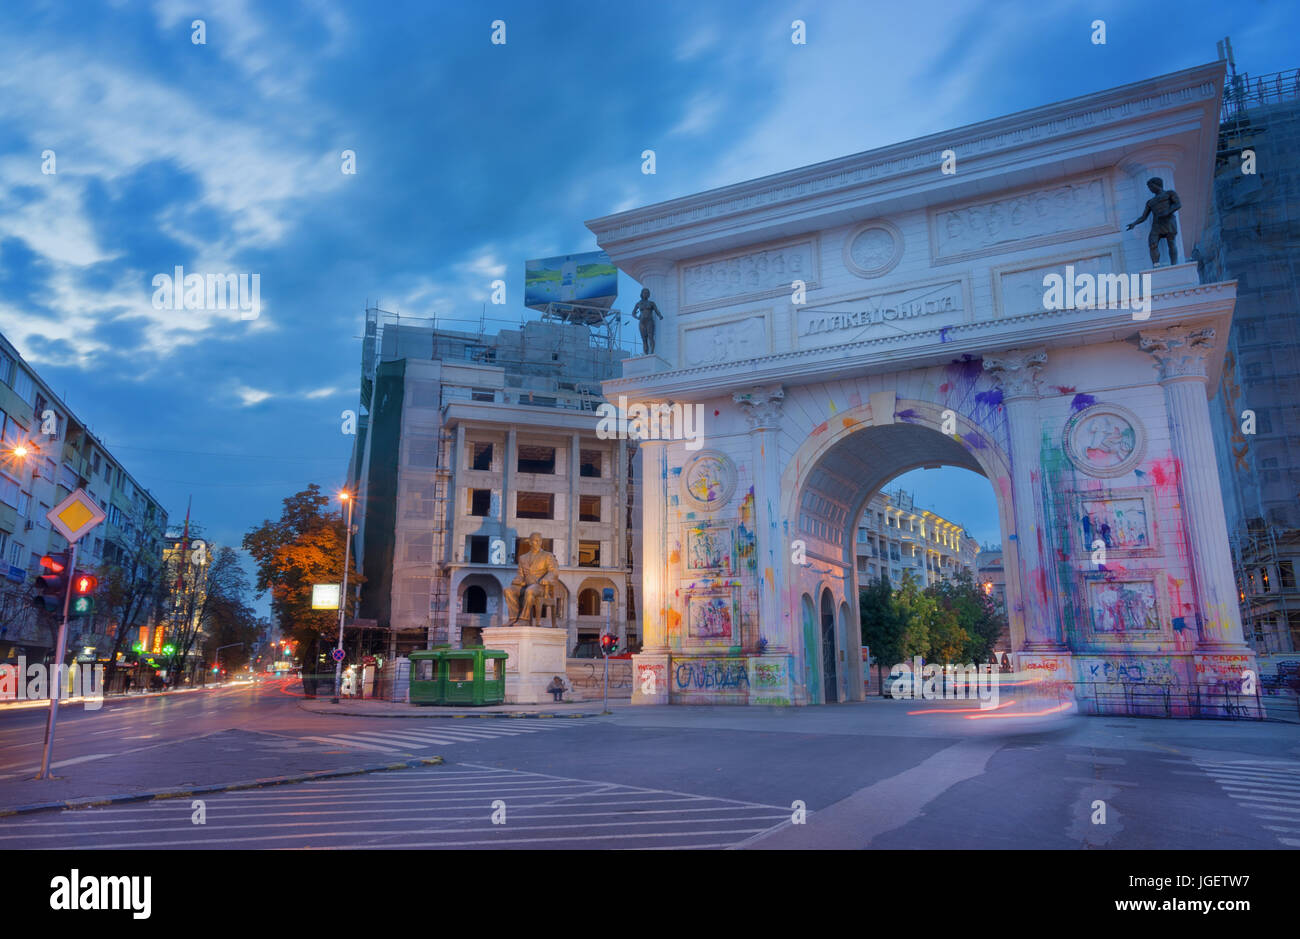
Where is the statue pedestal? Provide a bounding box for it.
[481,626,569,705]
[622,354,671,378]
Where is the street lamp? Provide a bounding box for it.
[332,490,355,705]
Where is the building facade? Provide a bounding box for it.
[0,331,167,667]
[1201,63,1300,661]
[588,63,1253,708]
[350,309,640,659]
[854,488,978,587]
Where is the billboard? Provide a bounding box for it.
[312,583,340,610]
[524,250,618,315]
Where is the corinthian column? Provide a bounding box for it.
[982,347,1065,650]
[1139,326,1248,650]
[733,385,787,650]
[637,439,670,653]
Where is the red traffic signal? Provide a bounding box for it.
[599,633,618,655]
[73,573,98,594]
[39,553,67,574]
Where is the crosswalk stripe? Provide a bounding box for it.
[301,735,407,753]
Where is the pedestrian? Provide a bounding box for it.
[546,675,566,702]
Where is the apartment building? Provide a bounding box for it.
[350,308,639,658]
[853,488,979,588]
[0,331,167,665]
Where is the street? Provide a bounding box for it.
[2,681,1297,849]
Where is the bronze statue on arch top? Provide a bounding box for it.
[1127,177,1181,266]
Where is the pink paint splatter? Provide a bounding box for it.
[939,382,951,394]
[1052,385,1076,395]
[811,421,828,436]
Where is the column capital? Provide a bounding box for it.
[733,385,785,430]
[982,347,1046,400]
[1139,326,1215,382]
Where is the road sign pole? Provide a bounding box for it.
[38,540,77,780]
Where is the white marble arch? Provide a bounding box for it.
[779,396,1021,705]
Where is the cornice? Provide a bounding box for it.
[587,63,1223,248]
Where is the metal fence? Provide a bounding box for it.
[1070,680,1299,722]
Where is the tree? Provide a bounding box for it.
[243,485,363,694]
[925,570,1004,664]
[99,517,169,688]
[860,574,902,695]
[892,571,936,662]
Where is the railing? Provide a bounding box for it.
[1221,68,1300,124]
[1069,680,1298,722]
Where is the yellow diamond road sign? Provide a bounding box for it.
[47,488,108,544]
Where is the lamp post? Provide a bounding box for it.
[332,491,355,705]
[213,642,243,681]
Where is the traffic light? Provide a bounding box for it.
[69,571,98,618]
[31,551,71,613]
[600,633,618,656]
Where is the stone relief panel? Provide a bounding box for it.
[680,312,769,367]
[930,175,1115,263]
[842,220,904,278]
[1063,402,1147,478]
[992,247,1123,319]
[678,237,819,313]
[794,278,967,350]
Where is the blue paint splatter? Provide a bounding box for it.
[1070,393,1096,413]
[1172,617,1186,632]
[975,389,1003,407]
[963,431,987,449]
[939,327,951,343]
[1134,469,1146,478]
[896,408,920,423]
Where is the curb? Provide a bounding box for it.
[0,756,444,819]
[297,702,607,719]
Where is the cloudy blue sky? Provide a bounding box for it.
[1,0,1297,601]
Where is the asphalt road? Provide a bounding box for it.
[2,680,1298,849]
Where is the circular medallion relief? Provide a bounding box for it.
[680,450,737,512]
[843,220,904,278]
[1064,403,1147,478]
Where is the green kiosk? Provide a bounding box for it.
[409,648,508,706]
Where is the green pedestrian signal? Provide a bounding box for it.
[70,596,94,617]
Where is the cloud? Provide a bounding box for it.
[234,384,274,406]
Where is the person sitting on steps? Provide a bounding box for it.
[547,675,566,702]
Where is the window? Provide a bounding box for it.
[580,449,602,477]
[468,489,491,516]
[886,516,894,527]
[578,540,600,567]
[1256,409,1273,434]
[577,588,601,616]
[0,472,18,508]
[0,531,6,559]
[579,494,600,522]
[12,368,33,404]
[17,491,29,517]
[467,535,489,564]
[516,491,554,519]
[471,442,493,471]
[464,585,487,614]
[7,540,21,567]
[0,350,12,385]
[517,445,556,474]
[447,659,474,681]
[92,451,100,473]
[471,387,495,402]
[514,536,554,558]
[1289,612,1300,650]
[1280,560,1296,591]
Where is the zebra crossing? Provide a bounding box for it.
[1193,758,1300,847]
[297,719,579,755]
[0,764,794,850]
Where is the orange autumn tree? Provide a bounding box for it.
[242,485,364,693]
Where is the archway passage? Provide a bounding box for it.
[788,405,1019,706]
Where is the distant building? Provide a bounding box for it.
[976,545,1012,654]
[854,488,979,588]
[1200,61,1300,657]
[0,331,167,666]
[349,307,640,659]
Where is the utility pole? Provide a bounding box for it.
[38,542,76,780]
[332,492,355,705]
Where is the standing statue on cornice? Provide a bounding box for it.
[1126,177,1182,266]
[631,287,663,355]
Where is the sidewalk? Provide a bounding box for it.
[298,697,619,718]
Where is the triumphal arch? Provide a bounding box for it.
[587,63,1254,708]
